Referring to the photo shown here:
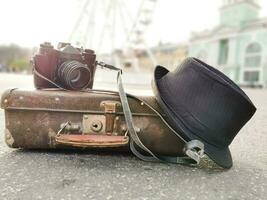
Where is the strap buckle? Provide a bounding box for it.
[183,140,204,164]
[96,61,122,72]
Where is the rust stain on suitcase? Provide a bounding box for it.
[48,128,57,147]
[4,128,14,147]
[36,113,50,127]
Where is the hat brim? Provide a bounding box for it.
[152,65,233,169]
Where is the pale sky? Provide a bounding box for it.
[0,0,267,51]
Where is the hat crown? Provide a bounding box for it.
[158,58,256,148]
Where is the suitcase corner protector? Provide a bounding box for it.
[1,88,17,109]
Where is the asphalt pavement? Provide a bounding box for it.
[0,73,266,200]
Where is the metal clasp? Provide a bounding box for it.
[183,140,204,164]
[100,101,121,135]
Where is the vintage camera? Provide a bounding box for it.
[33,42,96,90]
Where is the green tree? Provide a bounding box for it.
[9,58,30,72]
[0,44,32,72]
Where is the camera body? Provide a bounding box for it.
[33,42,96,90]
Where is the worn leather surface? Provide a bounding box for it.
[1,89,186,156]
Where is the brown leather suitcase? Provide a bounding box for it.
[1,88,188,158]
[0,57,204,165]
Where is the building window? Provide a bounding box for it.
[244,71,259,82]
[243,43,261,84]
[197,50,208,62]
[218,39,229,65]
[244,43,261,68]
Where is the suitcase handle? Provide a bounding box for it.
[55,134,129,148]
[55,121,129,148]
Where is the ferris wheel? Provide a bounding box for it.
[68,0,158,70]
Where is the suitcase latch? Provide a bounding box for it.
[100,100,121,135]
[55,100,128,148]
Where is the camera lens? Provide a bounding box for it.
[57,60,91,90]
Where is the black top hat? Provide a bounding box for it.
[152,57,256,168]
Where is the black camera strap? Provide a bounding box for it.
[97,62,204,165]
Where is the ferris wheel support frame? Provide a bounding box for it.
[68,0,158,69]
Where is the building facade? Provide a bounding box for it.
[137,43,188,71]
[189,0,267,87]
